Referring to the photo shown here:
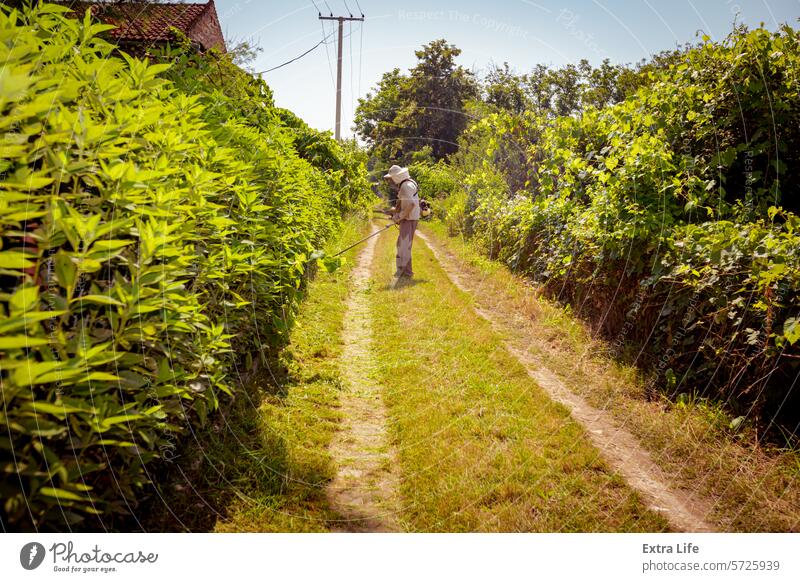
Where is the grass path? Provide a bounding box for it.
[154,216,795,532]
[366,222,668,531]
[414,229,714,532]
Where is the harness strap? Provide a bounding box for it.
[397,178,419,197]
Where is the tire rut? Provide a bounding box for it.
[326,223,402,532]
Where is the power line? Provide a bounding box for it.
[320,13,364,141]
[254,5,363,77]
[358,19,363,101]
[349,20,354,126]
[353,0,364,16]
[320,17,362,87]
[257,28,335,75]
[321,20,336,88]
[342,0,353,17]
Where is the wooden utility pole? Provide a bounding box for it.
[319,12,364,141]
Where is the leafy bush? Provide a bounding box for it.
[409,159,461,201]
[445,24,800,430]
[0,3,369,530]
[275,108,370,212]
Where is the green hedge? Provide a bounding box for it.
[446,25,800,428]
[0,3,370,530]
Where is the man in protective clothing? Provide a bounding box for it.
[384,164,421,279]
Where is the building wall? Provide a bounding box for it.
[189,0,226,52]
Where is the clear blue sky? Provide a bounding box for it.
[215,0,800,138]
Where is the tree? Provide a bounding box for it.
[354,39,478,164]
[407,39,479,159]
[524,64,555,112]
[522,59,652,116]
[228,38,262,72]
[548,63,582,116]
[484,62,529,114]
[354,68,405,161]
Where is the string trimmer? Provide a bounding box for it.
[330,223,397,258]
[311,223,398,272]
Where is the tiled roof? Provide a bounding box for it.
[64,1,219,49]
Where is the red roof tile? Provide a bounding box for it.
[63,1,225,51]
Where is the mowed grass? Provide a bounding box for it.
[368,226,669,531]
[143,217,369,532]
[421,220,800,532]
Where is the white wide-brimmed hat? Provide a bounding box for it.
[383,164,410,184]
